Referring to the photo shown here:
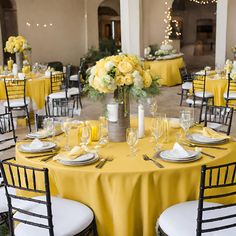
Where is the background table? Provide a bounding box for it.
[15,119,236,236]
[145,57,184,86]
[0,74,52,110]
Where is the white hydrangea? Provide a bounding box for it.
[132,70,143,89]
[90,66,96,76]
[105,61,115,71]
[144,47,151,56]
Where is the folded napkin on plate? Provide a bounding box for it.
[29,138,44,149]
[53,146,85,161]
[202,127,229,139]
[168,142,189,158]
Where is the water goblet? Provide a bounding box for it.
[61,119,72,151]
[152,116,164,151]
[126,128,138,157]
[179,110,192,138]
[80,125,91,151]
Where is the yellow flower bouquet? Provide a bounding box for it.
[85,54,159,100]
[4,36,31,54]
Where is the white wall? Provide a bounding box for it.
[16,0,86,65]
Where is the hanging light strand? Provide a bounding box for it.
[189,0,217,4]
[162,1,172,45]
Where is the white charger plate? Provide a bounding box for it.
[187,133,227,144]
[18,142,56,153]
[58,154,99,166]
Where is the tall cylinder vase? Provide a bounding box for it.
[107,90,130,142]
[15,52,23,72]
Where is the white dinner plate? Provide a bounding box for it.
[160,149,200,161]
[58,154,99,166]
[187,133,227,145]
[18,142,56,153]
[26,130,63,139]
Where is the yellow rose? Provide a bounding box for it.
[118,61,133,74]
[143,70,152,88]
[116,75,125,86]
[124,74,134,86]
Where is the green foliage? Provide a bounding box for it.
[0,223,8,236]
[83,83,105,101]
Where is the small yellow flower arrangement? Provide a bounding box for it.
[4,36,31,54]
[85,54,159,100]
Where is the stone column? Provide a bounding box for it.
[215,0,228,67]
[120,0,142,55]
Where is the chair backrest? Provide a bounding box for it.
[4,78,27,107]
[50,72,66,94]
[192,71,207,98]
[179,67,192,83]
[0,112,17,150]
[203,105,234,135]
[47,61,63,72]
[197,162,236,235]
[226,73,236,107]
[0,161,54,236]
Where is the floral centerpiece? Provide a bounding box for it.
[144,44,182,60]
[85,54,159,142]
[4,36,31,71]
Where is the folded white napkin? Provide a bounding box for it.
[29,138,44,149]
[169,142,189,159]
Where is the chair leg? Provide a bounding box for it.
[79,95,83,109]
[180,89,184,106]
[25,106,31,132]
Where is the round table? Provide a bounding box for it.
[144,57,184,86]
[0,74,52,110]
[15,119,236,236]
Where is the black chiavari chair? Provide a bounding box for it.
[0,161,96,236]
[46,72,75,117]
[192,72,214,123]
[0,112,17,151]
[179,67,193,106]
[3,78,31,132]
[202,105,234,135]
[158,162,236,236]
[224,73,236,109]
[67,58,85,109]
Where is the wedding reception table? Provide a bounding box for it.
[144,57,184,86]
[14,119,236,236]
[0,73,61,110]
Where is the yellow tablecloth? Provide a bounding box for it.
[15,119,236,236]
[205,78,228,106]
[0,74,51,110]
[145,57,184,86]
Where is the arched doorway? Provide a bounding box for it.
[0,0,18,63]
[98,0,121,52]
[171,0,216,70]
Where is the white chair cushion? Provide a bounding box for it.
[207,122,223,131]
[14,196,94,236]
[68,87,79,96]
[158,200,236,236]
[0,187,16,213]
[3,97,30,108]
[186,98,205,106]
[223,92,236,99]
[195,91,214,98]
[182,82,192,90]
[48,91,69,100]
[70,75,78,81]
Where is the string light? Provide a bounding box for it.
[162,1,172,45]
[25,22,54,28]
[189,0,217,4]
